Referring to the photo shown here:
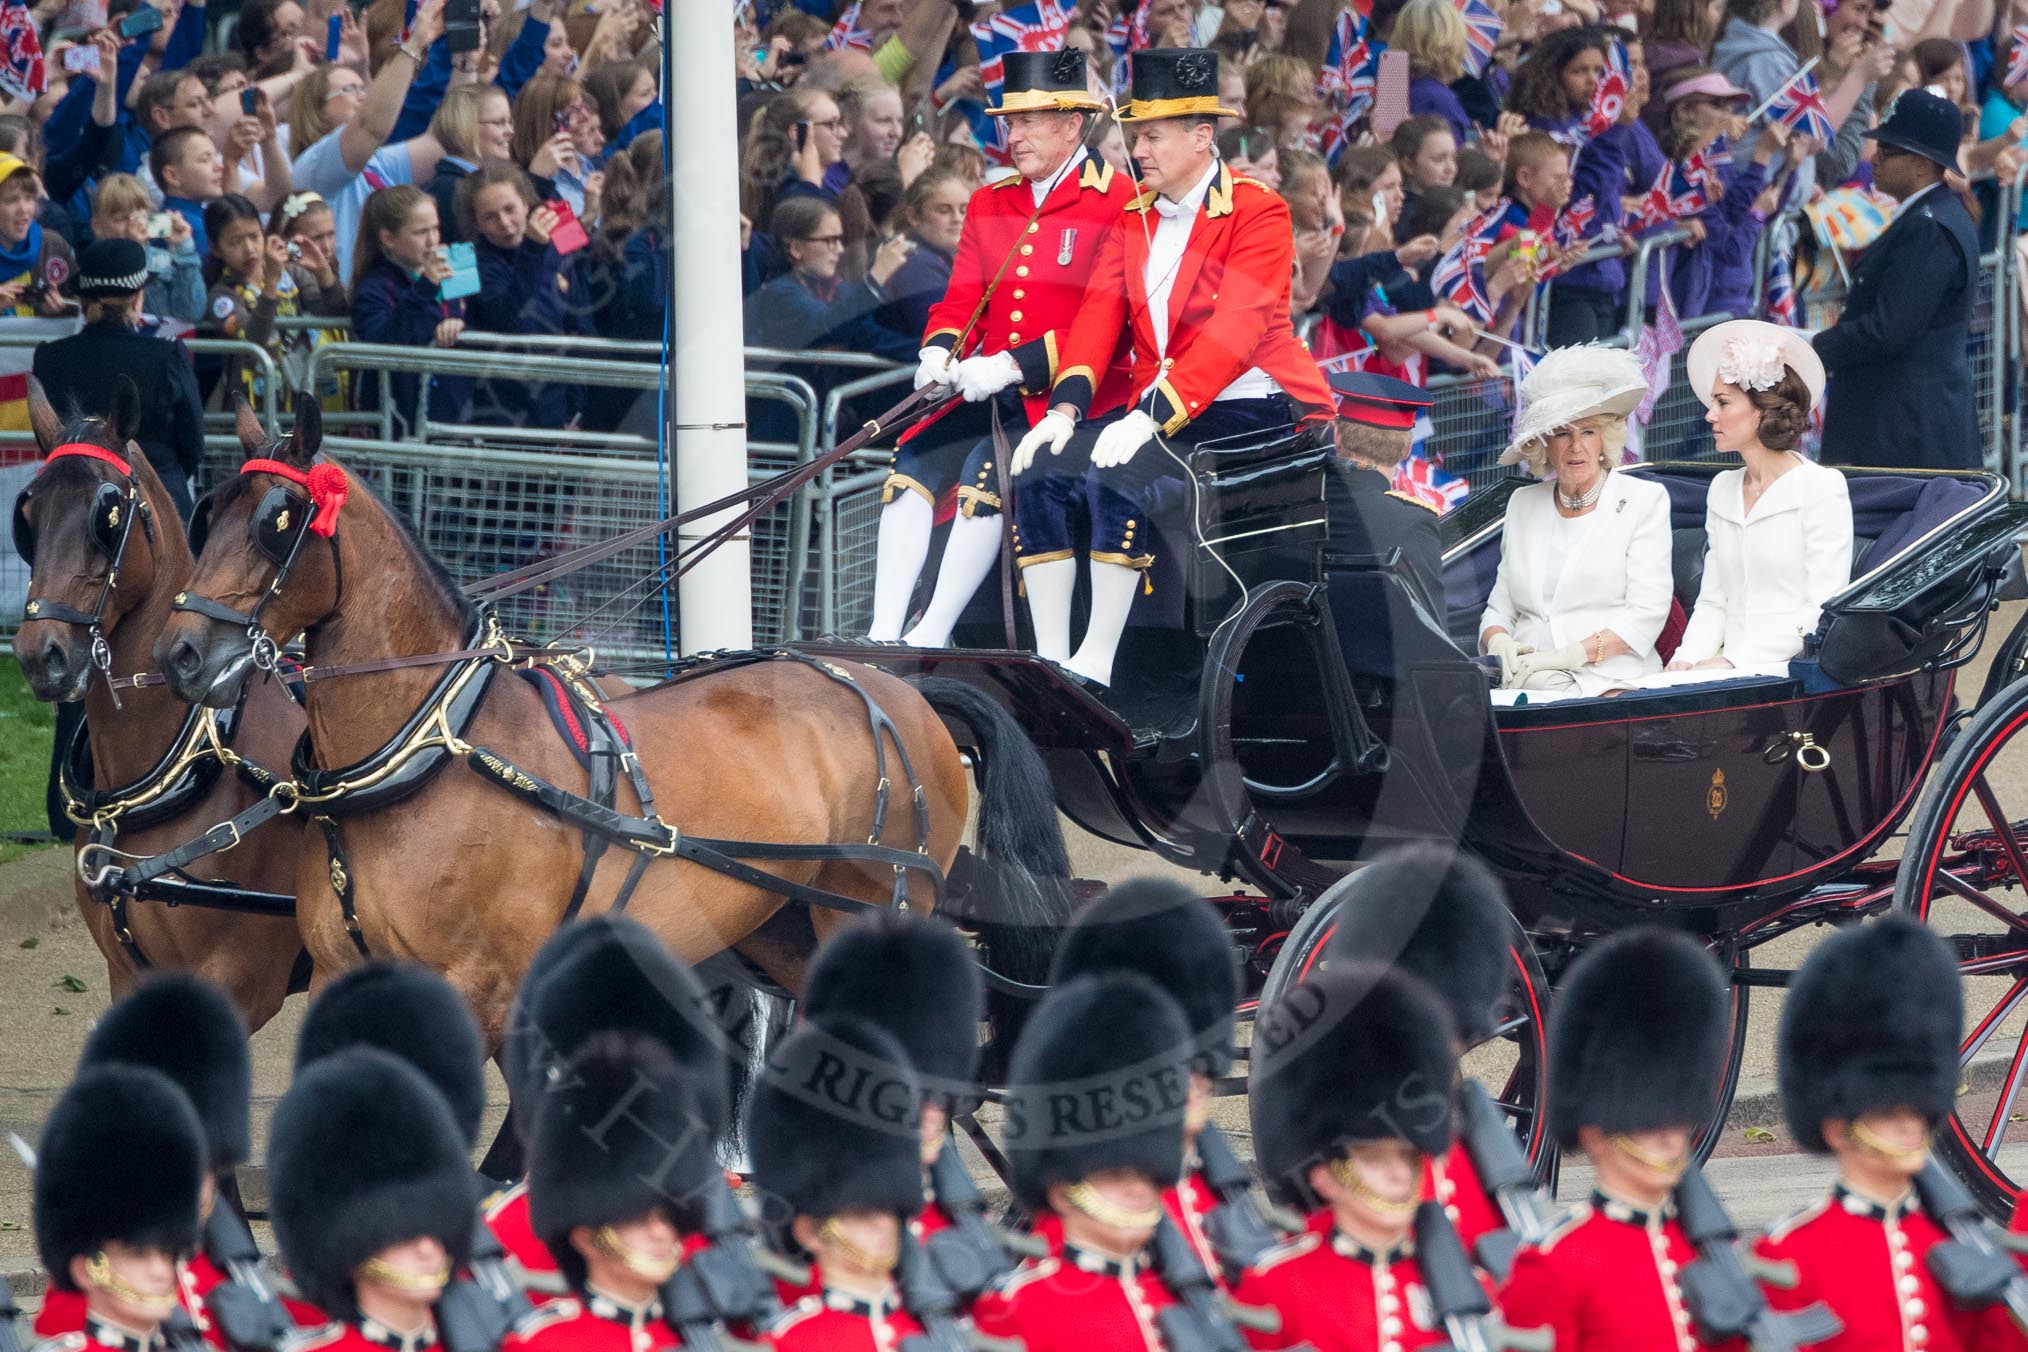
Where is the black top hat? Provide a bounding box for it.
[1778,917,1961,1154]
[802,912,983,1111]
[37,1065,205,1292]
[1048,878,1240,1077]
[748,1017,926,1224]
[1117,48,1239,123]
[76,238,148,299]
[1866,88,1963,172]
[294,961,487,1149]
[79,973,252,1174]
[1328,372,1437,432]
[1324,845,1511,1044]
[986,49,1104,116]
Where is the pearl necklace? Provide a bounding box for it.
[1557,475,1605,512]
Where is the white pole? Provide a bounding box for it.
[668,0,753,654]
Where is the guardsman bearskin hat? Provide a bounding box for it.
[37,1065,205,1292]
[1549,928,1729,1148]
[1004,972,1193,1212]
[1250,965,1458,1190]
[501,918,616,1129]
[1324,845,1512,1044]
[802,911,983,1111]
[295,961,487,1148]
[506,916,729,1136]
[78,972,251,1171]
[1778,917,1961,1153]
[529,1032,718,1279]
[269,1047,480,1322]
[1048,878,1240,1076]
[748,1017,925,1225]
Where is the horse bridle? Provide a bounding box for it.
[173,454,343,677]
[11,441,155,693]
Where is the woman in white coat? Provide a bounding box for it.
[1479,345,1675,697]
[1666,320,1852,678]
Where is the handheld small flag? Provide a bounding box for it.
[1457,0,1502,80]
[1583,38,1629,139]
[823,1,872,52]
[0,0,45,102]
[970,1,1076,163]
[1763,65,1834,145]
[2008,23,2028,88]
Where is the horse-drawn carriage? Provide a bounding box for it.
[802,428,2028,1216]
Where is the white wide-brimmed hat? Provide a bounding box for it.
[1499,344,1650,467]
[1685,319,1825,412]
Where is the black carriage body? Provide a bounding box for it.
[802,460,2021,934]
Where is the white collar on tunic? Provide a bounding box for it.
[1029,147,1088,207]
[1153,159,1221,221]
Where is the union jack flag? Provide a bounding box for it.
[1556,196,1597,246]
[1764,250,1798,325]
[971,1,1075,162]
[822,1,872,52]
[0,0,43,101]
[1432,231,1493,320]
[1634,283,1683,426]
[1392,452,1469,512]
[1456,0,1502,79]
[1104,6,1149,97]
[1767,68,1835,146]
[2008,22,2028,88]
[1507,346,1538,441]
[1681,138,1731,193]
[1628,168,1677,230]
[1317,9,1381,124]
[1582,38,1629,140]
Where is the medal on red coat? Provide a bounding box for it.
[1058,228,1076,266]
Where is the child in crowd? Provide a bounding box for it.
[1391,114,1460,211]
[269,190,348,410]
[91,172,203,326]
[0,155,73,318]
[203,193,347,407]
[151,126,224,257]
[456,162,584,429]
[1653,68,1783,319]
[1454,147,1505,214]
[350,184,470,436]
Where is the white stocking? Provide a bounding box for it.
[1066,560,1143,687]
[1022,557,1075,663]
[904,513,1007,648]
[866,492,933,640]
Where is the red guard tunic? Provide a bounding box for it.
[1755,1186,2023,1352]
[276,1317,439,1352]
[482,1183,560,1293]
[1426,1146,1504,1261]
[499,1289,681,1352]
[36,1254,228,1348]
[1498,1194,1746,1352]
[767,1281,925,1352]
[32,1313,176,1352]
[1229,1209,1461,1352]
[971,1243,1180,1352]
[1166,1170,1224,1286]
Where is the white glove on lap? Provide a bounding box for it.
[1011,409,1075,476]
[954,351,1022,402]
[914,345,955,391]
[1091,409,1160,468]
[1486,632,1530,686]
[1529,641,1591,671]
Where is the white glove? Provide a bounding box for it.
[1528,641,1591,672]
[1091,409,1160,468]
[1485,632,1531,686]
[1010,409,1075,476]
[913,345,955,391]
[954,350,1022,402]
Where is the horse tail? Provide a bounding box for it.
[913,677,1076,1069]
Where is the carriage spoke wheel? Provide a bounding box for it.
[1894,676,2028,1219]
[1256,883,1556,1178]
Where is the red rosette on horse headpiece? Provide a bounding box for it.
[239,457,349,536]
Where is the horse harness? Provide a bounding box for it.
[12,441,155,705]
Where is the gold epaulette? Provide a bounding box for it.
[507,1298,583,1340]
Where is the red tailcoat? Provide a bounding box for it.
[1231,1209,1475,1352]
[36,1254,228,1349]
[1426,1146,1504,1262]
[1048,161,1335,436]
[1498,1195,1746,1352]
[1756,1187,2024,1352]
[499,1290,681,1352]
[766,1279,925,1352]
[908,151,1137,452]
[971,1245,1181,1352]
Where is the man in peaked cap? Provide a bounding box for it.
[268,1048,481,1352]
[500,1034,718,1352]
[1757,918,2020,1352]
[37,975,251,1348]
[1498,928,1742,1352]
[1322,372,1443,618]
[970,972,1196,1351]
[752,1017,931,1351]
[1324,846,1512,1261]
[1234,964,1472,1351]
[1047,878,1241,1281]
[1008,46,1336,690]
[490,918,729,1289]
[869,46,1137,647]
[35,1064,206,1352]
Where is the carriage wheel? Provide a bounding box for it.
[1894,675,2028,1219]
[1696,945,1753,1169]
[1255,881,1556,1179]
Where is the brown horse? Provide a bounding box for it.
[10,379,306,1029]
[153,401,1070,1066]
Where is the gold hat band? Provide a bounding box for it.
[1116,95,1240,122]
[985,90,1105,116]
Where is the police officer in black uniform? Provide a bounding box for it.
[1813,89,1981,471]
[1323,371,1444,616]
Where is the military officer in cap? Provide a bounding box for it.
[1234,964,1474,1351]
[1758,918,2022,1352]
[1323,373,1443,619]
[1008,46,1337,689]
[493,918,730,1290]
[1045,879,1245,1283]
[501,1033,717,1352]
[1498,929,1743,1352]
[35,976,254,1348]
[34,1063,207,1352]
[1323,846,1515,1262]
[870,48,1137,646]
[752,1017,931,1351]
[268,1048,481,1352]
[971,972,1197,1351]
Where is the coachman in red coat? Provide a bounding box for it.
[1007,46,1335,689]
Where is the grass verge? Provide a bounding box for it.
[0,657,54,865]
